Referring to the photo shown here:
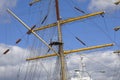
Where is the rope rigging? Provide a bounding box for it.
[2,25,37,55]
[63,2,120,79]
[64,0,120,50]
[2,0,120,80]
[21,1,59,80]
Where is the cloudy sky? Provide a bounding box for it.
[0,0,120,80]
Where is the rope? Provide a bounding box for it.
[64,26,88,47]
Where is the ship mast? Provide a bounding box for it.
[6,1,115,80]
[55,0,67,80]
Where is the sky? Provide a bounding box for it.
[0,0,120,80]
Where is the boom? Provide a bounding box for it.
[33,11,104,31]
[26,43,114,61]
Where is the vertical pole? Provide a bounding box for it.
[55,0,66,80]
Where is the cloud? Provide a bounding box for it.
[88,0,120,12]
[0,43,57,80]
[0,44,27,66]
[0,0,17,23]
[0,44,26,80]
[66,51,119,80]
[0,0,17,13]
[0,43,119,80]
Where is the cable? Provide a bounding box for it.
[66,0,87,14]
[64,26,88,47]
[80,15,120,49]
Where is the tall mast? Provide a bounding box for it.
[5,0,115,80]
[55,0,67,80]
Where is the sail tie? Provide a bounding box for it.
[29,0,40,6]
[41,15,48,24]
[75,36,87,46]
[3,49,10,54]
[27,25,36,35]
[114,27,120,31]
[74,7,85,14]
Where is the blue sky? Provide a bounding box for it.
[0,0,120,49]
[0,0,120,80]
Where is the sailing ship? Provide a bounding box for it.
[1,0,120,80]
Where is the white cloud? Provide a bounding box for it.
[0,44,57,80]
[88,0,120,12]
[66,51,119,80]
[0,44,27,66]
[0,0,17,14]
[0,43,119,80]
[0,0,17,23]
[0,44,26,80]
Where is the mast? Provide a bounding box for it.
[6,1,115,80]
[55,0,67,80]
